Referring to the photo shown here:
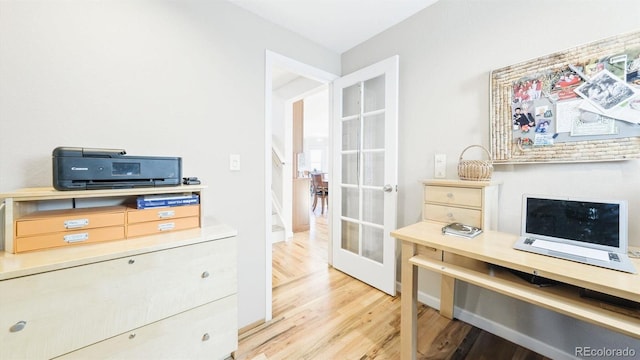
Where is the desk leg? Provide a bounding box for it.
[401,241,417,360]
[440,275,455,319]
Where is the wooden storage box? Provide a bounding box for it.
[14,206,126,253]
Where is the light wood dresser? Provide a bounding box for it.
[422,179,501,230]
[0,186,237,359]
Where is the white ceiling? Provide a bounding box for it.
[225,0,440,54]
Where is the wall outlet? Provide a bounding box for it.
[434,153,446,178]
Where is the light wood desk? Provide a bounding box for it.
[391,221,640,360]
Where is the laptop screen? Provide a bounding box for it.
[522,195,628,251]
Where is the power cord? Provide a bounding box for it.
[628,250,640,259]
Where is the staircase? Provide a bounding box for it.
[272,208,285,243]
[271,146,287,243]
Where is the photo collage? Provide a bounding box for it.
[512,47,640,147]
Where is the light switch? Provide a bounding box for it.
[230,154,241,171]
[434,154,446,178]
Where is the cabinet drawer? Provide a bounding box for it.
[15,206,125,237]
[424,186,482,208]
[58,295,238,360]
[127,205,200,224]
[127,216,200,238]
[15,226,125,253]
[417,244,442,261]
[423,204,482,228]
[0,237,237,360]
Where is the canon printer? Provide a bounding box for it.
[53,147,181,190]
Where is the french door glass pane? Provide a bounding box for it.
[342,117,360,151]
[362,225,383,263]
[341,220,359,254]
[362,188,383,225]
[341,153,358,185]
[342,84,361,117]
[363,75,385,113]
[362,152,384,186]
[342,187,359,219]
[339,72,388,264]
[363,113,385,149]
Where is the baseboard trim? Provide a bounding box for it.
[454,308,575,360]
[238,316,286,341]
[238,319,265,337]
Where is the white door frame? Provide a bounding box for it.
[264,50,338,321]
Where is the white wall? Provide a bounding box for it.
[342,0,640,358]
[0,0,340,329]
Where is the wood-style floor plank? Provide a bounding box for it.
[236,211,551,360]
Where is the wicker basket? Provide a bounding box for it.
[457,145,493,181]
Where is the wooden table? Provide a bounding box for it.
[391,221,640,360]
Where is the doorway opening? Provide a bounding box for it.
[264,50,338,321]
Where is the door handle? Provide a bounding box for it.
[383,184,394,192]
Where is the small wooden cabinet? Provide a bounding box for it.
[422,179,500,230]
[0,186,237,359]
[421,179,501,316]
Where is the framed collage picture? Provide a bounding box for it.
[490,30,640,163]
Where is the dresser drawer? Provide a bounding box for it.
[424,185,482,208]
[15,226,125,253]
[423,203,482,228]
[15,206,125,237]
[0,237,237,360]
[127,205,200,224]
[127,216,200,238]
[58,295,238,360]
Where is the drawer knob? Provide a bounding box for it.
[128,259,135,265]
[447,213,453,218]
[10,321,27,332]
[201,271,210,279]
[202,333,210,341]
[446,193,453,198]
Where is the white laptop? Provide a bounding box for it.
[513,194,637,274]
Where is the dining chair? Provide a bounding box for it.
[311,172,328,213]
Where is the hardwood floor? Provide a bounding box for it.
[236,211,550,360]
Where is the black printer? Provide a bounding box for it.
[52,147,182,190]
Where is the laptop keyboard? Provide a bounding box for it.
[527,238,610,262]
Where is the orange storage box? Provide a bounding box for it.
[14,206,126,253]
[126,205,200,238]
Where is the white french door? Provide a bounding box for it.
[331,56,399,295]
